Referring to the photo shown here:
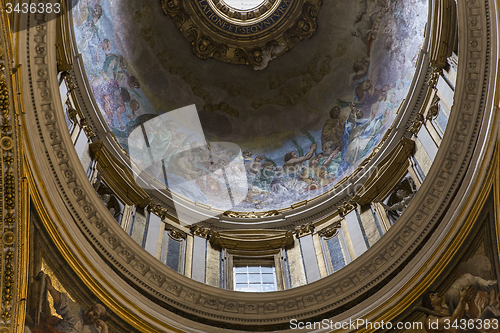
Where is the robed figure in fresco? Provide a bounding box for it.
[25,272,108,333]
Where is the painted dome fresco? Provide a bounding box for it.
[73,0,428,212]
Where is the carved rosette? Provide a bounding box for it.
[161,0,322,70]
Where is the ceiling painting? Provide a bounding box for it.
[73,0,428,212]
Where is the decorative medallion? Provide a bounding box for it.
[161,0,322,70]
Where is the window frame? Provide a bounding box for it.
[224,249,286,291]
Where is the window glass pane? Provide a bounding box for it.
[235,274,247,283]
[435,108,449,135]
[235,283,248,291]
[166,236,182,272]
[224,0,266,10]
[261,273,274,283]
[327,236,346,272]
[261,266,273,273]
[247,284,262,292]
[234,266,247,273]
[248,266,260,273]
[233,265,277,292]
[262,284,276,292]
[248,273,260,283]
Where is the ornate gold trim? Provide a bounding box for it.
[0,6,28,332]
[161,0,322,69]
[294,222,315,238]
[15,0,500,330]
[318,221,342,239]
[209,229,293,250]
[223,210,279,218]
[189,224,211,238]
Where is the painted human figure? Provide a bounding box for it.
[343,103,382,164]
[248,155,266,174]
[301,150,339,191]
[283,143,317,176]
[321,106,344,151]
[422,283,500,333]
[319,141,342,175]
[422,285,475,333]
[77,1,103,60]
[29,272,108,333]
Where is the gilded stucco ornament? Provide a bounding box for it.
[223,210,279,218]
[161,0,322,70]
[294,222,314,238]
[318,221,342,239]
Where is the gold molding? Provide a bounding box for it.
[55,1,73,72]
[14,0,500,330]
[355,142,500,333]
[223,210,279,218]
[147,202,168,219]
[0,8,27,332]
[210,229,293,250]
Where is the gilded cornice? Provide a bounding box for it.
[337,200,356,218]
[160,0,322,69]
[147,202,169,219]
[209,229,293,250]
[166,226,187,240]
